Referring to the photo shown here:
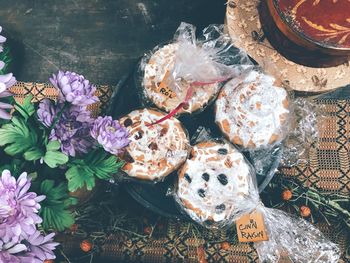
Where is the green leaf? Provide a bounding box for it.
[92,155,121,179]
[23,148,43,161]
[43,150,69,168]
[64,150,124,192]
[65,166,96,192]
[39,180,77,231]
[28,172,38,180]
[0,116,38,156]
[43,140,69,168]
[0,158,23,176]
[46,140,61,151]
[14,95,35,120]
[0,46,11,74]
[87,150,124,180]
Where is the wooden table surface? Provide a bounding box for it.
[0,0,226,85]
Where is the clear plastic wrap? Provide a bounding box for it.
[174,138,256,228]
[246,144,283,192]
[117,107,190,183]
[281,97,322,167]
[174,137,340,262]
[214,70,292,151]
[255,207,340,263]
[138,22,253,116]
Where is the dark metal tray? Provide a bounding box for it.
[109,62,283,219]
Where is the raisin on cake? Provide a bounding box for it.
[119,108,189,181]
[176,141,253,226]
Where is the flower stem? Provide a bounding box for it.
[49,102,68,130]
[14,101,29,118]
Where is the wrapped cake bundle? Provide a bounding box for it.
[139,22,252,116]
[214,69,321,169]
[175,140,253,227]
[215,70,291,151]
[118,108,190,182]
[175,139,340,263]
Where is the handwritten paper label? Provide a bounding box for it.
[236,210,269,242]
[157,70,177,99]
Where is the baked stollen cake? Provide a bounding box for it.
[176,141,251,226]
[143,43,220,114]
[119,108,189,181]
[215,71,290,149]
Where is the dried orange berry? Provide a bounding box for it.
[44,260,54,263]
[70,224,78,232]
[281,189,293,201]
[80,239,93,252]
[221,241,230,250]
[197,246,207,263]
[143,226,152,235]
[300,205,311,217]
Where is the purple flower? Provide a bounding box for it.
[0,231,58,263]
[0,250,21,263]
[0,72,16,102]
[0,170,58,263]
[37,99,56,128]
[25,231,59,261]
[0,26,16,120]
[91,116,130,155]
[50,105,94,157]
[37,99,95,157]
[0,26,6,51]
[0,231,59,263]
[53,120,94,157]
[0,170,45,244]
[50,71,98,106]
[0,240,27,263]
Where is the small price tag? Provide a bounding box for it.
[236,210,269,242]
[157,70,177,99]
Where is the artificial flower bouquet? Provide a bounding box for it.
[0,28,130,262]
[0,69,130,229]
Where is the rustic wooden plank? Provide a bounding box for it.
[0,0,226,85]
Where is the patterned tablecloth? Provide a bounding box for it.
[10,82,350,263]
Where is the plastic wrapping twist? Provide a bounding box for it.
[168,22,252,93]
[255,207,340,263]
[281,97,322,167]
[175,137,340,262]
[139,22,252,115]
